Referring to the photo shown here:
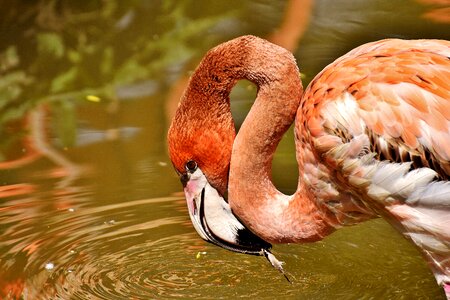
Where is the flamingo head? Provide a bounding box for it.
[168,97,272,255]
[167,106,234,196]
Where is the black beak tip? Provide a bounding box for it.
[235,228,272,251]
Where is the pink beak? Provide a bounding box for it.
[181,167,272,255]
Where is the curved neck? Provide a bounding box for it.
[223,37,333,243]
[172,35,301,194]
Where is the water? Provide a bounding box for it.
[0,1,449,299]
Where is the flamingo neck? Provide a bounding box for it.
[224,37,334,243]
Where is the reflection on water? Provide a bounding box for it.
[1,0,449,299]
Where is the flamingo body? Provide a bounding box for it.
[299,39,450,288]
[168,36,450,295]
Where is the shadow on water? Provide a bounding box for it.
[0,0,449,299]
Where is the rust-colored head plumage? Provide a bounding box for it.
[167,39,246,194]
[168,98,235,195]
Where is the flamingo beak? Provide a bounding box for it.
[181,167,272,255]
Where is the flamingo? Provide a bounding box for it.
[168,35,450,297]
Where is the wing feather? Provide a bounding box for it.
[304,38,450,178]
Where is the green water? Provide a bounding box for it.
[0,1,449,299]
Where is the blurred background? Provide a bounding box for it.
[0,0,449,298]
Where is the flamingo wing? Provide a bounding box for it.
[300,38,450,287]
[306,39,450,175]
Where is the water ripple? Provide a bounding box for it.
[29,234,212,299]
[0,192,444,299]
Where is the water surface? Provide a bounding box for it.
[1,1,449,299]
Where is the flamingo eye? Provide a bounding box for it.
[185,160,198,173]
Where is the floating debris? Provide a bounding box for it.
[86,95,101,102]
[196,251,207,259]
[104,220,116,226]
[262,249,291,284]
[45,262,54,271]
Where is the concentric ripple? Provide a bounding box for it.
[28,233,286,299]
[50,235,203,299]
